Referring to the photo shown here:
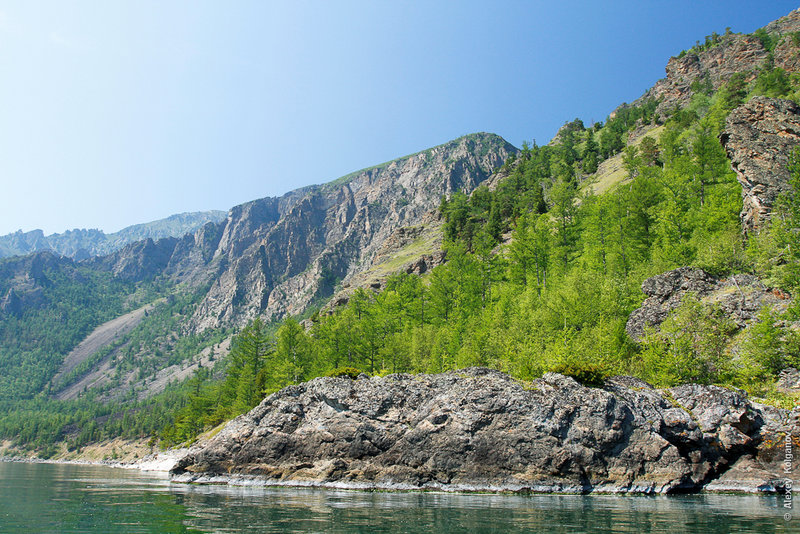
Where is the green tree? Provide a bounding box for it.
[274,318,310,387]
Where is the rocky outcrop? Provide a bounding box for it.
[644,34,768,114]
[625,267,791,341]
[90,237,180,281]
[637,10,800,116]
[172,368,797,493]
[778,368,800,392]
[720,97,800,232]
[0,251,71,316]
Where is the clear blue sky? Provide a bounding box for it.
[1,1,797,235]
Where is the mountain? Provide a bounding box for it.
[88,133,515,331]
[0,211,227,260]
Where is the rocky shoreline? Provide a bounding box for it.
[171,368,799,494]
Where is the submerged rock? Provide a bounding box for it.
[172,368,796,493]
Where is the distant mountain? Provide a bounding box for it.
[0,211,228,260]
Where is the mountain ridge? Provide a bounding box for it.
[0,210,227,260]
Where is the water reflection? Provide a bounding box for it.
[0,461,793,533]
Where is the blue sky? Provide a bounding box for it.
[0,1,798,235]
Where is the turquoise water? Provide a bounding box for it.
[0,461,794,533]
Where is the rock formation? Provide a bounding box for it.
[0,251,70,316]
[172,368,797,493]
[638,9,800,115]
[720,96,800,232]
[625,267,791,341]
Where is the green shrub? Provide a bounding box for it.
[326,367,364,379]
[549,361,608,387]
[638,296,736,386]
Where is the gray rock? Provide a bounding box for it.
[778,368,800,391]
[625,267,791,341]
[720,96,800,232]
[625,267,717,340]
[172,368,796,493]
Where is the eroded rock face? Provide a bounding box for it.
[645,35,768,114]
[625,267,791,341]
[720,96,800,232]
[184,133,514,331]
[78,133,514,330]
[0,252,72,316]
[172,368,796,493]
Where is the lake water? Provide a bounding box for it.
[0,461,794,533]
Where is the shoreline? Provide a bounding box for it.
[168,471,787,495]
[0,454,785,495]
[0,447,189,473]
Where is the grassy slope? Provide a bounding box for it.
[583,125,665,196]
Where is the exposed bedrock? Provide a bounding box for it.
[172,368,797,493]
[720,96,800,232]
[625,267,791,341]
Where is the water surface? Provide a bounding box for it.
[0,461,794,533]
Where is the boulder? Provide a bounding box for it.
[625,267,791,341]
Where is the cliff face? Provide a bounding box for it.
[80,133,514,330]
[720,97,800,232]
[172,368,797,493]
[0,252,68,316]
[171,133,515,330]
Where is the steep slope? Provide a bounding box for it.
[90,133,514,332]
[0,211,227,260]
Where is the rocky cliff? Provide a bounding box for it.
[103,133,515,331]
[625,267,792,341]
[720,96,800,232]
[172,368,797,493]
[0,252,69,316]
[638,9,800,115]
